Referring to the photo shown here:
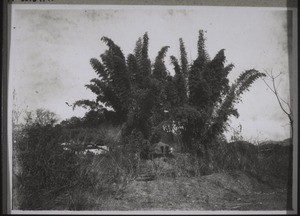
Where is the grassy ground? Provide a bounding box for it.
[51,171,290,211]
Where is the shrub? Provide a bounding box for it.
[66,150,137,203]
[13,124,80,209]
[256,144,292,187]
[207,139,259,175]
[63,125,137,199]
[14,122,139,209]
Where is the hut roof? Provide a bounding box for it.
[155,141,169,146]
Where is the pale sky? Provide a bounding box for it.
[9,5,295,141]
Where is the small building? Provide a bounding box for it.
[149,141,174,159]
[83,145,109,155]
[61,142,109,155]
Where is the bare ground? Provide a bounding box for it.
[83,171,290,211]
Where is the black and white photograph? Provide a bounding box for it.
[7,0,298,214]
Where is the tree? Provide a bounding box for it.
[124,33,157,140]
[164,31,265,163]
[24,108,58,127]
[75,37,132,123]
[12,89,23,126]
[60,116,83,129]
[261,70,293,138]
[76,30,265,162]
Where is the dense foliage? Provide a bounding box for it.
[75,30,265,160]
[13,122,80,209]
[13,116,136,210]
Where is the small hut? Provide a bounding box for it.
[149,141,174,159]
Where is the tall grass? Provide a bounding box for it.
[210,140,259,175]
[147,140,259,179]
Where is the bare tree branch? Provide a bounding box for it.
[261,78,276,94]
[261,69,293,138]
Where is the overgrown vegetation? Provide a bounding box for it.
[13,30,292,210]
[13,110,136,210]
[74,30,265,163]
[12,113,292,210]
